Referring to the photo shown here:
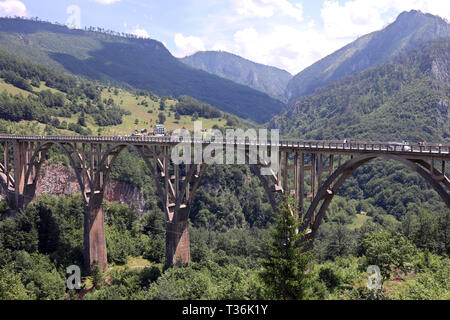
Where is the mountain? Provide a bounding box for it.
[0,48,250,136]
[180,51,292,102]
[285,10,450,103]
[0,18,285,123]
[271,38,450,143]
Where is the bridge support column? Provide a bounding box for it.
[165,207,190,268]
[13,141,26,209]
[84,192,108,271]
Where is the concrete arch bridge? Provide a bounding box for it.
[0,134,448,270]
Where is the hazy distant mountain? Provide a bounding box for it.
[180,51,292,102]
[286,10,450,103]
[0,18,286,123]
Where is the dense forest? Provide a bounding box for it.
[0,49,128,134]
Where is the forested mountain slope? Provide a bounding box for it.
[0,49,246,136]
[0,18,285,123]
[271,38,450,143]
[180,51,292,102]
[286,10,450,103]
[0,48,126,135]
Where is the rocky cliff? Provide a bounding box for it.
[4,162,146,213]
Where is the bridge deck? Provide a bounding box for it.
[0,134,449,158]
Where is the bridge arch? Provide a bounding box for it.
[0,141,88,208]
[303,154,450,239]
[95,142,207,268]
[94,143,170,216]
[17,141,168,210]
[22,141,89,205]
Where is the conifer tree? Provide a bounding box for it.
[260,195,312,299]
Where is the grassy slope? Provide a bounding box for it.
[0,78,31,96]
[95,89,227,135]
[0,79,229,136]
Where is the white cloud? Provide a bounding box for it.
[229,25,344,74]
[90,0,121,4]
[321,0,450,40]
[234,0,273,18]
[174,33,205,57]
[170,0,450,75]
[0,0,27,17]
[231,0,304,22]
[321,1,386,40]
[225,0,450,73]
[129,26,150,38]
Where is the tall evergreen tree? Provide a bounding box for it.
[260,196,312,299]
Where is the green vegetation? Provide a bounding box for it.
[0,50,250,136]
[0,17,286,123]
[180,50,292,102]
[0,48,127,135]
[286,10,450,102]
[273,39,450,143]
[0,188,447,300]
[260,196,312,299]
[174,95,221,119]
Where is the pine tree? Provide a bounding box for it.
[260,195,312,300]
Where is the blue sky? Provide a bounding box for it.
[0,0,448,74]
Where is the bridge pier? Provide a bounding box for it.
[165,206,190,267]
[84,192,108,271]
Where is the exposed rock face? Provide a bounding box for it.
[103,180,144,213]
[36,162,79,196]
[32,162,145,213]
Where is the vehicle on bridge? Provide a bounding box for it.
[388,141,411,151]
[131,129,141,136]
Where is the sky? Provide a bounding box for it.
[0,0,449,75]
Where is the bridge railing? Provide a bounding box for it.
[273,139,449,154]
[0,134,449,154]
